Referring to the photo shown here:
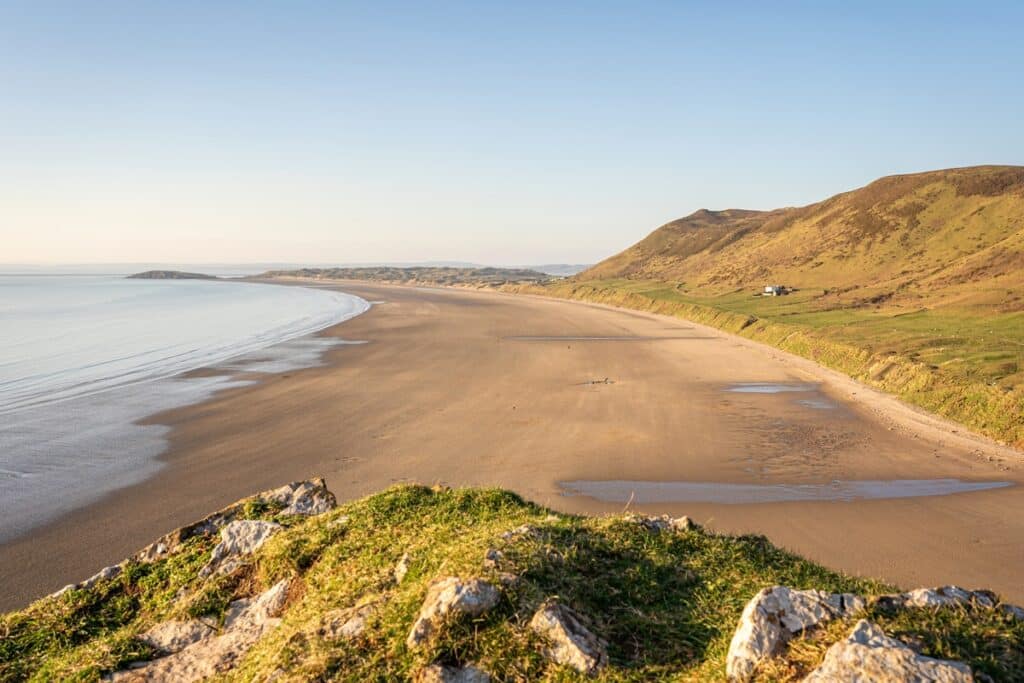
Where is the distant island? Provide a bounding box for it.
[126,270,219,280]
[261,265,555,287]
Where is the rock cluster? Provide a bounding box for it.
[133,478,336,565]
[726,586,865,681]
[108,579,291,682]
[804,619,973,682]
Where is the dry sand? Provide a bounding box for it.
[1,280,1022,610]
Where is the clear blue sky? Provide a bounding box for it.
[2,1,1022,265]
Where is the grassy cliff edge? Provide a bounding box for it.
[2,482,1021,681]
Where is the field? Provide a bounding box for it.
[527,278,1024,449]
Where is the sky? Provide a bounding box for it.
[1,1,1022,266]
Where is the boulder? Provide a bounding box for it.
[109,579,291,682]
[199,520,282,578]
[263,478,337,516]
[407,578,500,648]
[804,619,973,682]
[415,664,491,682]
[529,599,607,676]
[726,586,864,681]
[138,620,215,654]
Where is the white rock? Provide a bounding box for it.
[529,600,608,676]
[199,520,282,577]
[263,478,337,516]
[415,664,491,682]
[319,602,376,640]
[138,620,215,654]
[395,553,412,584]
[726,586,863,681]
[804,619,973,682]
[902,586,973,608]
[110,579,291,682]
[406,577,500,648]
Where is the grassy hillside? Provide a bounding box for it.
[584,166,1024,311]
[528,166,1024,448]
[2,485,1022,681]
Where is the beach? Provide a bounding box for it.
[1,280,1021,610]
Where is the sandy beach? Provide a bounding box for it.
[1,280,1022,611]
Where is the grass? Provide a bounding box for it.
[2,485,1022,681]
[516,278,1024,449]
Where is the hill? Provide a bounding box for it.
[582,165,1024,309]
[126,270,218,280]
[529,166,1024,448]
[2,480,1021,681]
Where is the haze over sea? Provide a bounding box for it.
[0,272,368,542]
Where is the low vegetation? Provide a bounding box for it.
[2,485,1022,681]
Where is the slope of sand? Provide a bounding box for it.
[1,281,1021,610]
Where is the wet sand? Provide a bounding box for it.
[1,280,1022,610]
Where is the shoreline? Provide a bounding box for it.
[0,279,370,546]
[2,280,1022,611]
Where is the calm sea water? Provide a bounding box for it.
[0,275,369,542]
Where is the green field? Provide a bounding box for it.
[528,278,1024,448]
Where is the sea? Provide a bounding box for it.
[0,270,369,543]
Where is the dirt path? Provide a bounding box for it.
[1,281,1021,610]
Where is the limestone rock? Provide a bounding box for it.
[415,664,491,682]
[407,577,500,648]
[134,479,335,564]
[529,599,607,676]
[109,579,290,682]
[804,619,973,682]
[318,602,376,641]
[901,586,994,609]
[726,586,863,681]
[139,620,215,654]
[199,520,282,578]
[395,553,412,584]
[263,478,337,516]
